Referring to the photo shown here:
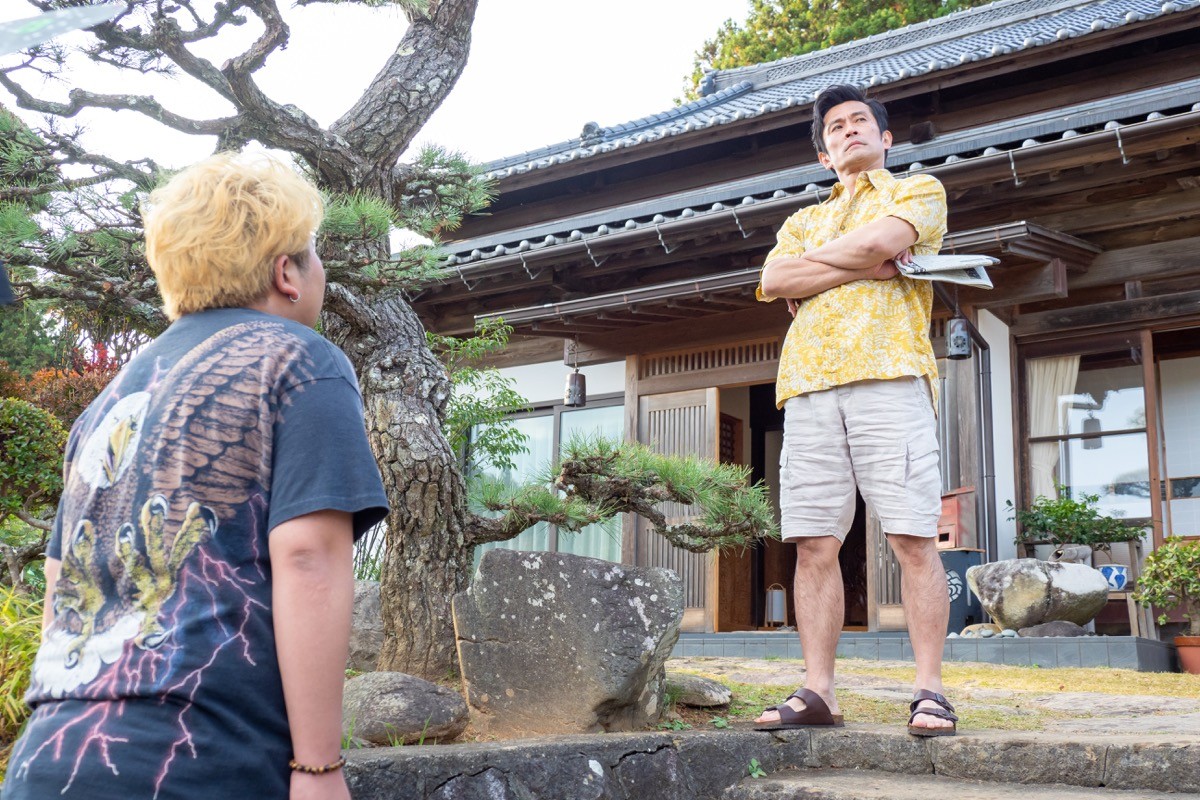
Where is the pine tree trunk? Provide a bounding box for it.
[323,287,472,680]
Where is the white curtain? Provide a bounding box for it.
[1027,355,1081,501]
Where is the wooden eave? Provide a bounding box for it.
[473,222,1097,336]
[416,107,1199,336]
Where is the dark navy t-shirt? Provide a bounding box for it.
[3,308,388,800]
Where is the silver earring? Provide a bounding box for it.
[290,293,301,304]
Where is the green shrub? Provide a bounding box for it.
[0,398,66,523]
[1008,487,1140,553]
[1134,537,1200,637]
[0,583,42,774]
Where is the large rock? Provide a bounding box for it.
[342,671,469,746]
[453,549,684,737]
[967,559,1108,631]
[348,580,383,672]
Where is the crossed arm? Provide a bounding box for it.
[759,215,920,302]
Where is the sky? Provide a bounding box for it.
[0,0,751,169]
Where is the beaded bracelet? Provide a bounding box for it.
[288,755,346,775]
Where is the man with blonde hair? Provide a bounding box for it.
[6,152,387,800]
[753,85,956,737]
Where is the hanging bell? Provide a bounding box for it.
[564,369,586,407]
[946,316,972,360]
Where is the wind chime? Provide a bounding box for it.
[564,337,586,407]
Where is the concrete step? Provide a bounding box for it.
[723,768,1200,800]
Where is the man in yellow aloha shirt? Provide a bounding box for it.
[753,85,957,738]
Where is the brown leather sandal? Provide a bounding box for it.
[907,689,958,737]
[754,688,845,730]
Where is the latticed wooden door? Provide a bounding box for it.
[636,387,719,632]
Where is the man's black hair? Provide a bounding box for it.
[810,85,889,156]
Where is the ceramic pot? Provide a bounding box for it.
[1176,636,1200,675]
[1098,564,1128,591]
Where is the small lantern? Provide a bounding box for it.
[1082,412,1102,449]
[946,315,971,360]
[765,583,788,627]
[564,369,586,407]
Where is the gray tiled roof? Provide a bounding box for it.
[446,83,1200,267]
[482,0,1199,180]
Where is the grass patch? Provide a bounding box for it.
[841,661,1200,699]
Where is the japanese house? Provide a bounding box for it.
[416,0,1200,634]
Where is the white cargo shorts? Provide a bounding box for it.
[779,376,942,541]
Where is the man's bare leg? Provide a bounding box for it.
[888,533,953,731]
[755,535,843,724]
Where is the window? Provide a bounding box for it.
[1025,346,1151,521]
[1155,328,1200,538]
[472,395,625,565]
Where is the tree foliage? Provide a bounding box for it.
[685,0,995,99]
[427,318,530,474]
[472,435,778,552]
[1008,487,1140,554]
[0,304,67,376]
[0,398,66,591]
[2,0,779,678]
[11,348,121,427]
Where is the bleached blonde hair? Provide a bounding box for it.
[143,152,324,320]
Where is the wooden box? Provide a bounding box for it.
[937,486,977,550]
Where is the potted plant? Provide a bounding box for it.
[1133,536,1200,674]
[1008,487,1141,567]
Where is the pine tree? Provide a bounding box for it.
[1,1,776,678]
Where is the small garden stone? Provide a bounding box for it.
[1018,620,1088,637]
[342,671,469,746]
[666,672,731,708]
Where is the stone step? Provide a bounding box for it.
[343,727,1200,800]
[723,768,1200,800]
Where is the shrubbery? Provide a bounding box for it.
[0,584,42,774]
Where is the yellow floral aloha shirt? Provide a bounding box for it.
[757,169,947,409]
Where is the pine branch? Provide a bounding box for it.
[0,70,236,136]
[463,438,778,552]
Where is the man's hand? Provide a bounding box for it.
[786,298,799,317]
[869,260,900,280]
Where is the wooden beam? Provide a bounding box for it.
[476,334,564,369]
[1013,289,1200,337]
[959,258,1068,308]
[530,320,614,335]
[575,305,790,366]
[1032,188,1200,237]
[1073,236,1200,289]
